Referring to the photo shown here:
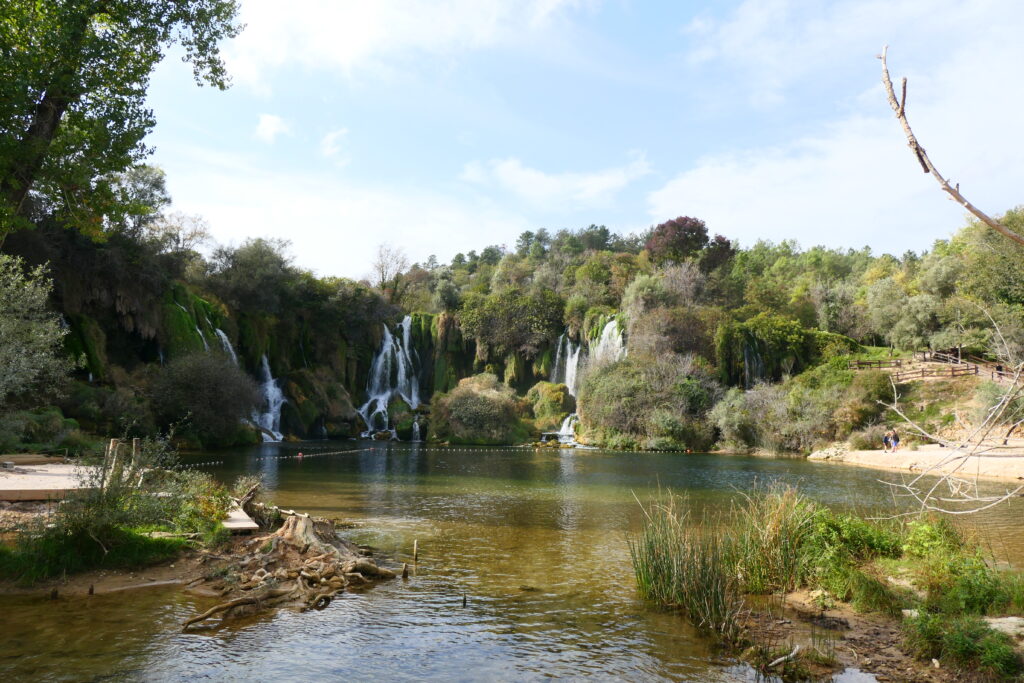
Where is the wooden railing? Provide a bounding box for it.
[847,359,903,369]
[893,364,979,383]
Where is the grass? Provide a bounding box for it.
[629,496,745,645]
[0,527,190,584]
[631,487,1024,680]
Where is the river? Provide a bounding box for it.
[2,442,1022,681]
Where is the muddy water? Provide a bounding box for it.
[2,443,1022,681]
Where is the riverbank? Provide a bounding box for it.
[808,442,1024,481]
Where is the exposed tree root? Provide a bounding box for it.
[183,511,395,630]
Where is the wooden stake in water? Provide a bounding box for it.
[462,593,467,608]
[413,539,418,563]
[402,563,409,580]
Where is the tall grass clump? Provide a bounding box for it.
[731,487,818,593]
[629,495,745,645]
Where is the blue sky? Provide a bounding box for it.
[144,0,1024,278]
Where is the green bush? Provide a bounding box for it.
[525,381,575,431]
[903,613,1022,679]
[430,373,532,444]
[151,352,261,447]
[578,353,719,450]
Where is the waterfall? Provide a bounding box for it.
[214,329,239,365]
[357,315,421,437]
[550,333,565,383]
[564,341,583,397]
[412,416,421,442]
[590,318,626,368]
[557,413,579,445]
[550,332,584,397]
[252,354,285,442]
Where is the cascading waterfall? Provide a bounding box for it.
[564,342,583,397]
[557,413,579,445]
[357,315,421,437]
[412,416,421,442]
[252,354,285,442]
[550,332,584,397]
[590,318,626,367]
[214,329,238,365]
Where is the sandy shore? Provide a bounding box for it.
[808,442,1024,481]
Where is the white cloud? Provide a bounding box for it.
[320,128,350,164]
[226,0,590,90]
[160,147,532,277]
[462,153,651,209]
[254,114,290,143]
[684,0,1018,107]
[652,12,1024,253]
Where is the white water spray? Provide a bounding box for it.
[252,354,285,442]
[590,319,626,368]
[557,413,579,445]
[550,332,585,397]
[357,316,421,437]
[214,329,238,365]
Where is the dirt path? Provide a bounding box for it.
[809,442,1024,482]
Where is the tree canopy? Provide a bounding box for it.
[0,0,241,242]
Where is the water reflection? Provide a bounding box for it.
[3,443,1023,681]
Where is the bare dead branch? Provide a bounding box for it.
[879,46,1024,247]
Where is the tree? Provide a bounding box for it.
[0,1,242,243]
[151,352,260,446]
[370,243,410,305]
[208,238,295,315]
[0,254,73,408]
[646,216,709,265]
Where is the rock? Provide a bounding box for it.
[808,443,850,461]
[985,616,1024,637]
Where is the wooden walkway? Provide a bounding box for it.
[223,505,259,533]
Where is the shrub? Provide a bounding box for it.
[151,352,260,447]
[0,435,230,583]
[848,424,887,450]
[525,381,575,431]
[430,373,531,444]
[904,614,1022,678]
[578,353,719,450]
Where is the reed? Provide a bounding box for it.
[629,495,745,645]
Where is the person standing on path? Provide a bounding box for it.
[891,429,900,452]
[883,429,892,453]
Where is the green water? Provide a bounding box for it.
[2,442,1022,681]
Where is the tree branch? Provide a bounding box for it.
[878,46,1024,247]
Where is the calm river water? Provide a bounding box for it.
[2,442,1023,681]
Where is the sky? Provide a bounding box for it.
[144,0,1024,279]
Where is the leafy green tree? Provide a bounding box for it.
[459,287,564,358]
[0,0,241,242]
[0,255,73,408]
[207,238,295,315]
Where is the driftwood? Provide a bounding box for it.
[183,511,395,630]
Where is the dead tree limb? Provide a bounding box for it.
[878,45,1024,247]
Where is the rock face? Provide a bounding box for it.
[807,443,850,461]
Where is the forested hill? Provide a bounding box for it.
[2,171,1023,451]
